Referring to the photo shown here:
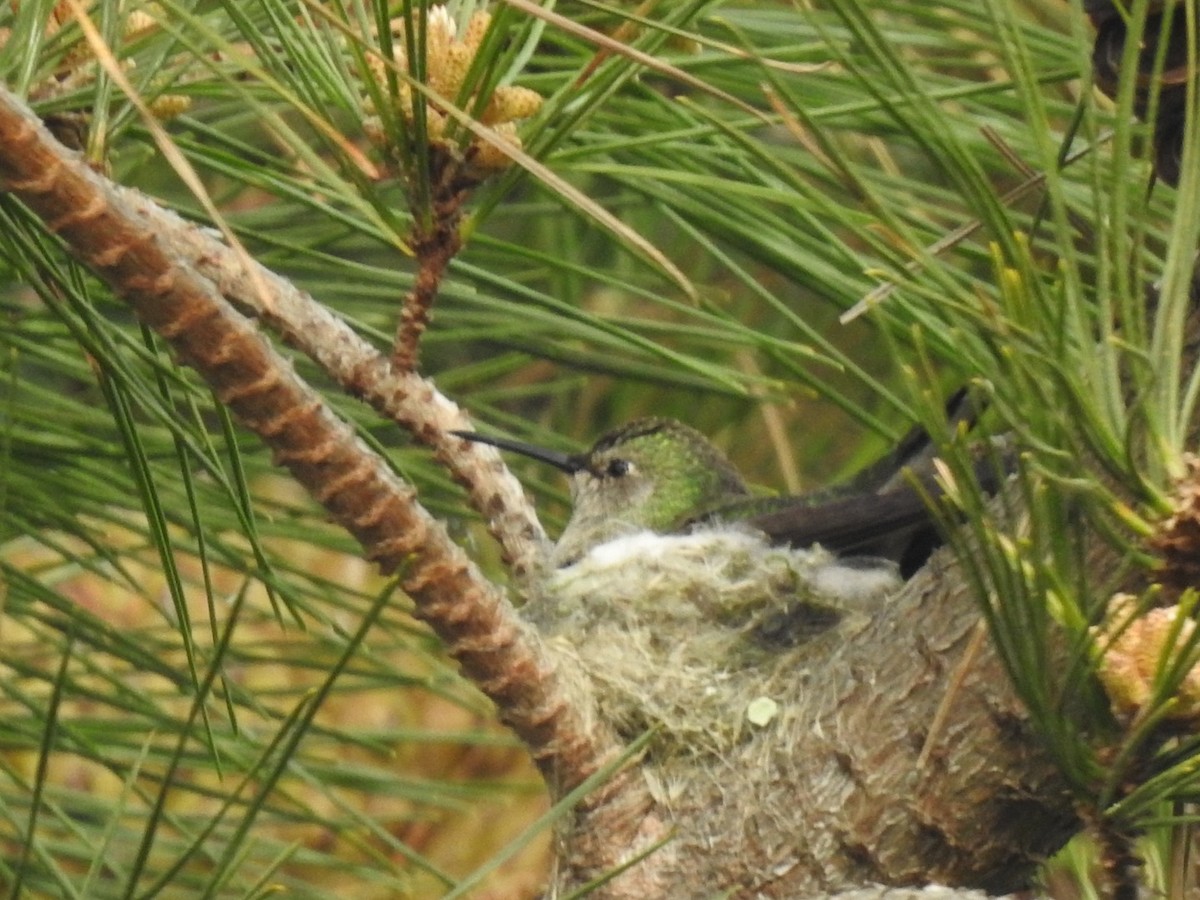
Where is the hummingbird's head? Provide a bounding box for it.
[455,418,750,566]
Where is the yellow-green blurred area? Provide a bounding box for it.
[0,479,549,897]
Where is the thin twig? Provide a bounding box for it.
[917,619,987,770]
[393,148,470,371]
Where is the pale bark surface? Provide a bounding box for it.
[550,547,1080,898]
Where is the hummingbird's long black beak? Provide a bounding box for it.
[451,430,584,474]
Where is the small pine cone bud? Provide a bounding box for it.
[149,94,191,120]
[1093,595,1200,722]
[481,85,543,125]
[369,4,542,184]
[468,122,519,174]
[424,6,457,76]
[364,48,389,87]
[396,82,415,119]
[462,10,491,55]
[431,43,472,98]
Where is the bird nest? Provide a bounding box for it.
[524,528,898,757]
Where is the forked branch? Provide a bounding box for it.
[0,87,660,887]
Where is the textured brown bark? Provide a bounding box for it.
[392,147,471,372]
[0,86,666,894]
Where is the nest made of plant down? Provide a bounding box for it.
[524,527,900,759]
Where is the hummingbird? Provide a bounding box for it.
[453,415,998,744]
[455,416,974,575]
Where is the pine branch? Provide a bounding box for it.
[114,181,548,580]
[0,87,664,889]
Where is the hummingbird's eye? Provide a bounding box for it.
[604,458,632,478]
